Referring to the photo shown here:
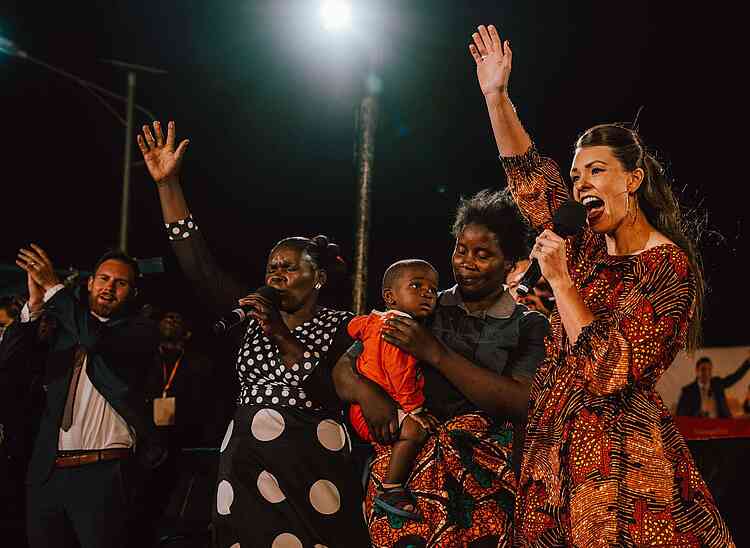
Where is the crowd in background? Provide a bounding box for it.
[3,247,749,548]
[0,242,572,548]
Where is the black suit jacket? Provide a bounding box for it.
[23,288,165,484]
[676,359,750,418]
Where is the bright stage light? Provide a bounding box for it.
[320,0,352,32]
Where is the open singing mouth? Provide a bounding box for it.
[581,195,605,221]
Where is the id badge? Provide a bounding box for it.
[153,396,176,426]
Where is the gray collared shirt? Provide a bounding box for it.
[423,285,549,421]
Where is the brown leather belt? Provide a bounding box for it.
[54,448,132,468]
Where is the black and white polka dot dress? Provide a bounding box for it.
[214,307,370,548]
[234,308,348,411]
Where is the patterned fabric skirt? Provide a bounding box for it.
[365,412,517,548]
[213,404,370,548]
[516,382,735,548]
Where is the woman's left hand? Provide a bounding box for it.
[382,316,444,365]
[530,230,571,290]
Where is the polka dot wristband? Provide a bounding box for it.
[165,214,199,241]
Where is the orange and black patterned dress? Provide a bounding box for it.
[502,146,734,547]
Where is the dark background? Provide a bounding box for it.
[2,1,746,347]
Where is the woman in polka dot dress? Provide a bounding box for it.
[137,121,370,548]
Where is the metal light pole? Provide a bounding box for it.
[120,72,136,253]
[317,1,382,313]
[101,59,167,253]
[351,86,379,314]
[0,38,162,254]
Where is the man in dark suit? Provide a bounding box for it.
[676,356,750,418]
[15,244,166,548]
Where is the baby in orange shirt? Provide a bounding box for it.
[348,259,439,521]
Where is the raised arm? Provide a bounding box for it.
[137,121,247,313]
[469,24,530,157]
[470,25,570,230]
[719,355,750,389]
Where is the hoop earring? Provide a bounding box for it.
[314,283,322,290]
[628,193,638,226]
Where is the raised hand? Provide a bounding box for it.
[16,244,61,291]
[137,121,190,184]
[469,25,513,98]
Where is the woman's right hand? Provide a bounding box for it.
[137,120,190,185]
[469,25,513,100]
[238,293,288,340]
[358,380,400,445]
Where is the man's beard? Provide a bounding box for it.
[89,293,121,317]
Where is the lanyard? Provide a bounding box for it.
[161,354,183,398]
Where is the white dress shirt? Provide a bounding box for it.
[698,380,719,419]
[22,285,134,450]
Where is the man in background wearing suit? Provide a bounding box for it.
[677,355,750,418]
[16,244,165,548]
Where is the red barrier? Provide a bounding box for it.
[675,416,750,440]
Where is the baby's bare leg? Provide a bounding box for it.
[383,415,429,486]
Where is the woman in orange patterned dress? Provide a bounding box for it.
[468,24,734,547]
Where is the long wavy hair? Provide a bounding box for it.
[576,124,704,351]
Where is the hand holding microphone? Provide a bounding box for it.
[212,285,281,335]
[519,201,587,297]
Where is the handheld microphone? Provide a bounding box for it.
[212,285,281,335]
[517,201,588,297]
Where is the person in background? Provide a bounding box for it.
[145,311,218,447]
[1,295,32,548]
[677,356,750,418]
[15,246,165,548]
[0,295,21,347]
[137,310,219,544]
[505,258,554,317]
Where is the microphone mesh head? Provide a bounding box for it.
[552,201,588,237]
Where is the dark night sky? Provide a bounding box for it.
[2,1,747,347]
